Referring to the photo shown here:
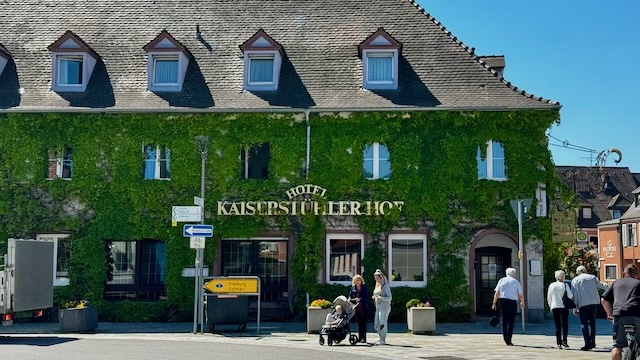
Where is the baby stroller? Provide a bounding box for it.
[319,295,359,346]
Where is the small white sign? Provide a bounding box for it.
[194,196,203,206]
[488,263,497,276]
[172,206,201,222]
[190,236,205,249]
[530,260,542,276]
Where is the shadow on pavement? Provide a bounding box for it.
[0,336,78,346]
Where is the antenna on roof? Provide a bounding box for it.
[195,24,213,52]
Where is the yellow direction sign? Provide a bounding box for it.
[204,277,259,294]
[552,209,577,243]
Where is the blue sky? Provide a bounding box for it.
[417,0,640,172]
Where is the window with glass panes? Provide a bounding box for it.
[249,55,275,84]
[47,146,73,180]
[363,143,391,180]
[152,56,179,85]
[326,234,363,284]
[105,240,166,301]
[477,141,506,180]
[143,144,170,180]
[605,265,617,280]
[57,55,83,85]
[388,235,426,285]
[241,143,270,179]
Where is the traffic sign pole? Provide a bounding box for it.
[517,200,525,335]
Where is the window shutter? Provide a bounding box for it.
[633,224,638,247]
[623,224,629,246]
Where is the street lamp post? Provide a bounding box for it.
[194,135,210,334]
[510,198,531,334]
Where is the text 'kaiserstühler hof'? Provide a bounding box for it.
[217,184,404,216]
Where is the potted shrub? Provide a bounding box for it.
[307,299,332,334]
[59,300,98,333]
[406,298,436,334]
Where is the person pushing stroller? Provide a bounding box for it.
[319,296,360,346]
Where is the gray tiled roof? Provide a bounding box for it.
[556,166,638,228]
[0,0,560,111]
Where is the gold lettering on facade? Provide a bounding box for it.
[216,184,404,216]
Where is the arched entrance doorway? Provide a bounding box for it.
[469,229,522,317]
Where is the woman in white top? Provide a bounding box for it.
[547,270,573,349]
[372,269,392,345]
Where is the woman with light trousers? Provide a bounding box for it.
[372,269,392,345]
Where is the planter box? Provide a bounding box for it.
[59,307,98,333]
[407,306,436,334]
[307,306,332,334]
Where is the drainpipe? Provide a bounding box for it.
[305,110,311,180]
[304,109,310,308]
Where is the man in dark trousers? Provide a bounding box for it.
[572,265,607,350]
[492,267,525,346]
[601,263,640,360]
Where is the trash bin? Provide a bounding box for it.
[205,294,249,332]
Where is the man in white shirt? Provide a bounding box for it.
[492,267,525,346]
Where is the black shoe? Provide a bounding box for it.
[562,342,569,348]
[580,345,592,351]
[507,342,514,346]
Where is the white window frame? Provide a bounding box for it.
[36,233,71,286]
[362,49,398,90]
[143,144,170,180]
[51,52,96,92]
[243,50,282,91]
[633,224,638,247]
[325,233,365,286]
[47,146,73,180]
[477,140,507,181]
[363,142,391,180]
[605,264,618,280]
[387,234,427,287]
[582,207,592,219]
[147,52,188,92]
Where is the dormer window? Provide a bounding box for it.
[48,31,98,92]
[358,28,402,90]
[0,43,10,76]
[143,31,190,92]
[240,30,283,91]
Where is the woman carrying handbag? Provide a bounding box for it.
[547,270,574,349]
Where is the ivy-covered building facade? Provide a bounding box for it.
[0,0,560,322]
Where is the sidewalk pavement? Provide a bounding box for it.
[1,315,615,360]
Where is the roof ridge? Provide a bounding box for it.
[405,0,560,107]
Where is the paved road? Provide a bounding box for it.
[0,316,615,359]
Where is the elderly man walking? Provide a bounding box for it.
[571,265,605,350]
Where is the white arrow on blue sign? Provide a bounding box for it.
[183,224,213,237]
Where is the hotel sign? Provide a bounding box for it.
[217,184,404,216]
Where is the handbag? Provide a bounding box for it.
[562,284,576,309]
[488,308,500,327]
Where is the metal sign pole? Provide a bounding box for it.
[518,200,525,334]
[192,253,199,333]
[257,277,261,335]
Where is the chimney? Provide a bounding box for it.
[478,55,505,77]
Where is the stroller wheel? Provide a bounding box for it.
[319,337,325,346]
[349,334,359,345]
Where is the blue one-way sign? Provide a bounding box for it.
[183,224,213,237]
